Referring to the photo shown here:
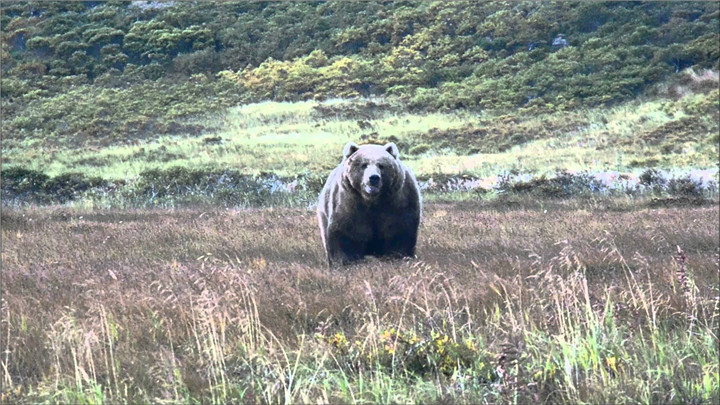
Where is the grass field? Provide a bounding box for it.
[3,70,717,211]
[3,90,718,210]
[2,200,718,403]
[3,89,718,181]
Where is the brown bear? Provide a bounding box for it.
[317,142,422,266]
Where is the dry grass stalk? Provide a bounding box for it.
[1,203,718,403]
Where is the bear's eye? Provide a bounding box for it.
[361,163,368,169]
[377,164,384,170]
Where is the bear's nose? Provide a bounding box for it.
[369,174,381,185]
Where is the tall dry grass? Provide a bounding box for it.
[1,200,718,403]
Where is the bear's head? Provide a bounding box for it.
[342,142,404,201]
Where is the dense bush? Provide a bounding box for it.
[499,170,606,198]
[0,166,323,207]
[128,167,326,208]
[2,77,247,147]
[1,167,107,204]
[667,175,704,197]
[1,167,49,200]
[2,1,718,145]
[4,166,716,207]
[639,168,668,194]
[44,172,106,203]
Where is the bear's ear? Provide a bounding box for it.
[343,142,359,160]
[384,142,399,159]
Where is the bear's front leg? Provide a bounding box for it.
[326,231,365,266]
[383,229,418,258]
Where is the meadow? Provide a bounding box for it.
[4,87,719,182]
[3,81,718,210]
[1,199,718,404]
[2,71,719,405]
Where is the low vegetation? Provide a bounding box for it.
[2,202,718,403]
[2,1,719,146]
[2,1,718,208]
[2,74,718,208]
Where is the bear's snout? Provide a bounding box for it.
[362,168,382,197]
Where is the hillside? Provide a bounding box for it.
[1,1,719,206]
[2,1,718,141]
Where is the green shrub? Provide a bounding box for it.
[3,0,719,146]
[1,167,49,197]
[639,168,667,194]
[130,167,324,208]
[44,172,106,203]
[502,171,605,198]
[408,143,431,155]
[1,167,107,205]
[668,175,703,197]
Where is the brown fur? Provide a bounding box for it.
[317,142,422,266]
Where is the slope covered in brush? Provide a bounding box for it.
[2,1,718,146]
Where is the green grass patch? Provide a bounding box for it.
[3,88,718,184]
